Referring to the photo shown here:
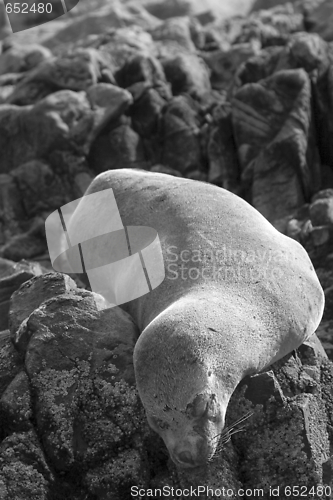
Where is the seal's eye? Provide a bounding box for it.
[186,394,220,421]
[148,416,169,430]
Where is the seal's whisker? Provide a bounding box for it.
[209,412,254,458]
[226,411,254,430]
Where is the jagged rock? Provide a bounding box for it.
[9,273,77,353]
[310,195,333,227]
[143,0,193,20]
[0,330,23,398]
[150,164,183,176]
[7,80,60,106]
[10,160,69,218]
[8,48,115,107]
[150,16,198,52]
[6,272,149,498]
[88,117,148,173]
[202,42,261,91]
[207,102,240,192]
[0,430,55,499]
[0,90,113,175]
[162,52,211,98]
[306,0,333,42]
[86,82,133,141]
[0,371,33,433]
[0,43,52,76]
[130,87,166,138]
[115,54,166,89]
[0,73,22,103]
[310,225,333,248]
[0,258,44,331]
[41,1,160,50]
[91,26,157,72]
[235,31,329,88]
[232,69,321,231]
[160,95,203,175]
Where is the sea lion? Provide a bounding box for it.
[67,168,324,469]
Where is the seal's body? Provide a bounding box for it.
[68,169,324,468]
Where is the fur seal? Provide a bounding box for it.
[67,169,324,469]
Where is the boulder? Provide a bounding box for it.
[94,26,157,72]
[202,42,261,91]
[310,196,333,227]
[306,0,333,42]
[150,16,198,52]
[42,1,160,50]
[143,0,193,20]
[0,258,44,331]
[88,118,148,173]
[0,91,95,173]
[0,44,52,76]
[160,95,203,175]
[162,52,211,98]
[115,54,166,90]
[232,69,321,231]
[207,102,240,192]
[9,48,115,106]
[0,330,23,399]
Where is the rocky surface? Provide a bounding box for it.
[0,0,332,498]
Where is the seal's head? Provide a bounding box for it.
[133,306,238,469]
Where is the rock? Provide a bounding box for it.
[310,196,333,227]
[0,258,44,331]
[9,273,77,353]
[41,1,160,50]
[143,0,193,19]
[207,102,240,191]
[88,119,148,173]
[306,0,333,42]
[236,31,328,85]
[312,188,333,202]
[310,225,333,247]
[7,80,59,106]
[162,52,211,98]
[160,95,203,175]
[232,69,321,230]
[202,41,261,91]
[0,91,96,173]
[222,336,332,495]
[150,164,183,176]
[21,278,145,481]
[9,48,115,105]
[235,45,285,88]
[86,82,133,140]
[1,217,48,261]
[115,54,166,90]
[94,26,156,72]
[150,16,198,52]
[0,430,55,499]
[10,160,69,218]
[0,174,26,240]
[130,87,166,139]
[0,44,52,76]
[0,330,23,399]
[0,371,33,433]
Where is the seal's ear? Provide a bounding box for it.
[186,394,220,419]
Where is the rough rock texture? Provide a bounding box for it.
[0,258,45,331]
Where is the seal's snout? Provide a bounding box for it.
[171,444,211,469]
[170,435,215,469]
